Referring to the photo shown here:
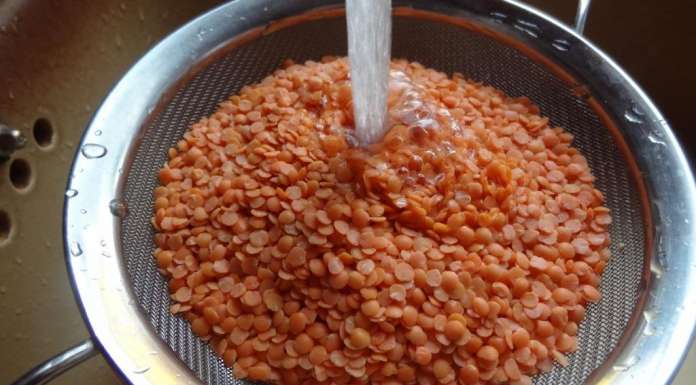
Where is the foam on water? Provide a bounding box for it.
[346,0,392,145]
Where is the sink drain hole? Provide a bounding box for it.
[33,118,54,147]
[0,210,10,242]
[9,158,32,190]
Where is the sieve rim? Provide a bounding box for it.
[63,1,696,384]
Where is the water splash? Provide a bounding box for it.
[346,0,392,145]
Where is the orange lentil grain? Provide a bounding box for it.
[154,57,610,385]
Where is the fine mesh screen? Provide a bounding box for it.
[121,16,646,385]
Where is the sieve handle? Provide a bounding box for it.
[574,0,591,34]
[10,339,98,385]
[0,123,27,164]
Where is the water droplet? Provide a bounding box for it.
[552,39,571,51]
[642,310,657,336]
[239,16,247,21]
[80,209,87,214]
[650,260,664,279]
[70,241,83,256]
[624,105,645,124]
[114,34,123,48]
[196,27,208,41]
[109,199,128,217]
[133,366,150,374]
[490,12,507,23]
[100,240,107,247]
[513,20,541,38]
[613,355,640,372]
[81,143,107,159]
[138,7,145,22]
[263,6,268,11]
[647,134,666,146]
[65,189,78,198]
[95,130,102,136]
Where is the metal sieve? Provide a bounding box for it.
[12,1,696,385]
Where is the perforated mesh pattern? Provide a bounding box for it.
[120,16,646,385]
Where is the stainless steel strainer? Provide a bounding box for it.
[12,1,696,385]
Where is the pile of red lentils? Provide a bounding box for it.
[153,57,610,385]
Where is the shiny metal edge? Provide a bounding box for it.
[63,1,696,385]
[11,339,97,385]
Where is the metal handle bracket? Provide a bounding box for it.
[11,339,97,385]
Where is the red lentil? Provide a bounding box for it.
[154,57,610,385]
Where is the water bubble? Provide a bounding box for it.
[100,240,107,247]
[513,20,541,38]
[624,105,645,124]
[81,143,107,159]
[109,199,128,217]
[65,189,78,198]
[552,39,571,51]
[95,130,102,136]
[70,241,83,256]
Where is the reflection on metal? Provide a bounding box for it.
[52,1,696,385]
[0,123,27,163]
[10,340,97,385]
